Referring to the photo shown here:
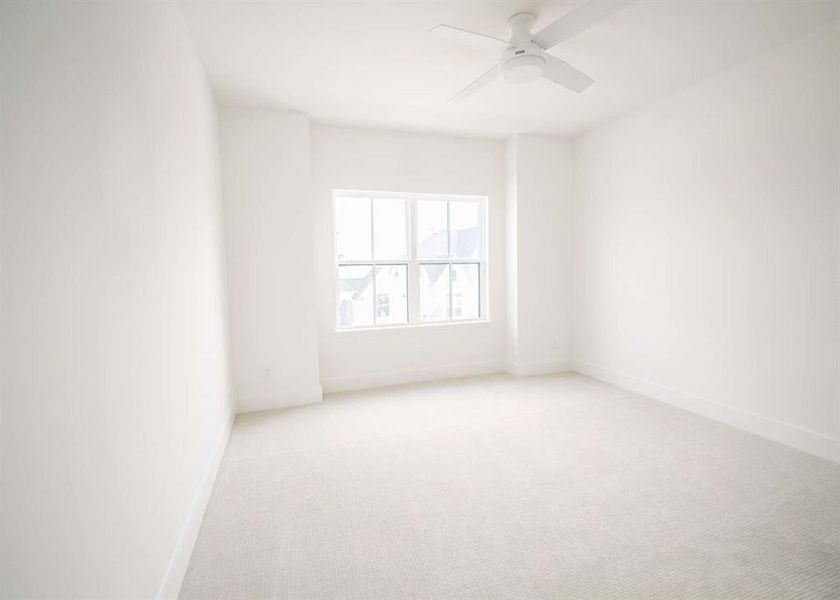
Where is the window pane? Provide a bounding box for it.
[373,198,407,260]
[450,201,481,259]
[335,197,371,261]
[337,265,373,328]
[420,263,450,322]
[416,200,448,259]
[451,263,480,320]
[374,264,408,325]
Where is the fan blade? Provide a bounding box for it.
[429,24,511,52]
[534,0,632,50]
[542,54,594,93]
[449,64,500,103]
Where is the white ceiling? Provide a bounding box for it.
[181,0,837,138]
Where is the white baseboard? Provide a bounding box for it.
[506,359,573,377]
[576,362,840,464]
[321,360,503,394]
[237,385,323,414]
[157,413,234,599]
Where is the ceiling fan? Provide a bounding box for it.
[430,0,631,102]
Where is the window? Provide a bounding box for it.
[334,191,486,329]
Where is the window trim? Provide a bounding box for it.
[333,189,488,331]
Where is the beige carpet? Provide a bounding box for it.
[181,373,840,599]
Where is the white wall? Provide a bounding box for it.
[1,2,233,597]
[311,126,506,392]
[506,136,574,376]
[573,24,840,461]
[219,109,321,412]
[504,140,519,371]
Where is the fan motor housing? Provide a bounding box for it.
[500,54,545,84]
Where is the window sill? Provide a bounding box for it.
[334,319,492,334]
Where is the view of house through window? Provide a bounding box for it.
[335,191,486,329]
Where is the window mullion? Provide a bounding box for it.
[371,263,378,326]
[369,197,375,260]
[446,199,451,259]
[408,198,420,324]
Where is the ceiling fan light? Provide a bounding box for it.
[499,54,545,84]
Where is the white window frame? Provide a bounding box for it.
[334,189,488,331]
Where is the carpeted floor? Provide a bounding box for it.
[180,373,840,599]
